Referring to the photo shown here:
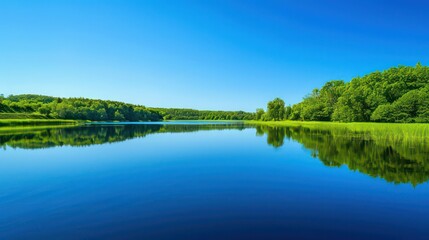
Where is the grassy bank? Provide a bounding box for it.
[0,112,52,119]
[246,120,429,141]
[0,119,82,128]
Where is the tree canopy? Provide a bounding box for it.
[0,94,254,121]
[257,63,429,123]
[266,98,286,121]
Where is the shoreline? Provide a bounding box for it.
[245,120,429,140]
[0,119,83,127]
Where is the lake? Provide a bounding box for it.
[1,121,429,239]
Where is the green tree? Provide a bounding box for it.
[333,64,429,122]
[370,104,395,122]
[114,110,125,121]
[255,108,265,120]
[266,98,285,121]
[284,105,292,119]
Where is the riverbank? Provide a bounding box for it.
[0,113,53,119]
[0,119,84,135]
[246,120,429,140]
[0,119,82,127]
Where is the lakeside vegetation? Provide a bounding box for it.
[0,94,254,122]
[252,122,429,186]
[1,64,429,124]
[0,112,51,119]
[0,123,248,150]
[2,122,427,186]
[0,119,80,134]
[0,119,79,127]
[256,64,429,123]
[152,108,254,120]
[248,120,429,142]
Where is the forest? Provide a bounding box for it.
[0,94,254,121]
[257,63,429,123]
[152,108,254,120]
[2,64,428,123]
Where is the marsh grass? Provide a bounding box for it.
[0,119,80,129]
[247,120,429,142]
[250,121,429,185]
[0,125,79,135]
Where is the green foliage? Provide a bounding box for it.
[40,98,163,121]
[253,122,429,186]
[0,95,164,121]
[0,113,50,119]
[0,94,254,121]
[370,104,395,122]
[0,119,77,127]
[291,80,346,121]
[150,108,254,121]
[7,94,56,104]
[2,120,429,186]
[284,106,292,119]
[371,86,429,123]
[289,102,302,120]
[332,64,429,122]
[258,63,429,123]
[114,110,125,121]
[255,108,265,120]
[0,123,247,149]
[266,98,285,121]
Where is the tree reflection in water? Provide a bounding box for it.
[0,123,248,150]
[1,123,428,186]
[256,125,429,186]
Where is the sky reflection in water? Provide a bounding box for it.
[0,122,429,239]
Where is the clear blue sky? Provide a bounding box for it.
[1,0,429,111]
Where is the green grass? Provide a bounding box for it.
[0,119,81,128]
[0,119,83,135]
[0,112,51,119]
[0,124,80,135]
[246,120,429,141]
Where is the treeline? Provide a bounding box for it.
[152,108,255,120]
[257,63,429,123]
[0,94,254,121]
[0,94,163,121]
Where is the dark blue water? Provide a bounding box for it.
[1,123,429,239]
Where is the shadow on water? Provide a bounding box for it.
[255,125,429,186]
[0,123,248,150]
[1,122,429,186]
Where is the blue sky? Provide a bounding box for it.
[1,0,429,111]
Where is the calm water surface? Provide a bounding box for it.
[1,122,429,239]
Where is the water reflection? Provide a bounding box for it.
[0,123,247,150]
[1,123,428,186]
[256,125,429,186]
